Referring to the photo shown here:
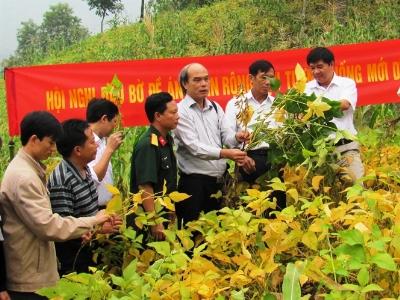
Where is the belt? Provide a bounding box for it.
[179,171,225,183]
[335,139,353,146]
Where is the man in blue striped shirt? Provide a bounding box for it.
[48,119,120,275]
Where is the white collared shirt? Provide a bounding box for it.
[224,90,277,150]
[173,95,237,177]
[305,73,357,135]
[88,133,113,206]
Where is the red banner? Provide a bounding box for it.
[5,39,400,136]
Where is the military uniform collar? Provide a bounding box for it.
[149,125,173,147]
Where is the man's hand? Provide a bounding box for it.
[220,149,246,164]
[94,209,111,225]
[101,214,123,234]
[106,131,123,152]
[340,99,351,111]
[81,231,93,243]
[235,131,251,143]
[241,156,256,174]
[150,223,165,241]
[0,291,10,300]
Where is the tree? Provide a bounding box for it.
[15,20,42,63]
[9,3,89,66]
[40,3,89,53]
[85,0,124,33]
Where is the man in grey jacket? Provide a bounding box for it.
[0,111,111,300]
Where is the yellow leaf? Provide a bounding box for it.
[169,191,191,202]
[197,284,212,298]
[246,189,260,197]
[299,274,308,286]
[286,188,299,202]
[354,222,370,233]
[295,63,307,82]
[322,203,332,218]
[230,270,252,286]
[232,254,251,266]
[301,231,318,251]
[301,109,313,122]
[242,241,252,259]
[140,249,156,266]
[323,186,331,193]
[132,192,143,204]
[105,184,120,195]
[158,197,175,211]
[106,195,122,213]
[274,108,286,123]
[211,252,232,264]
[293,63,307,93]
[248,264,265,279]
[307,96,331,118]
[311,175,324,191]
[210,190,222,199]
[238,104,254,126]
[162,179,167,196]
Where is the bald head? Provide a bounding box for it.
[179,63,210,102]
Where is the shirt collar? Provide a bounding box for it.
[245,90,273,105]
[310,73,340,89]
[184,94,213,111]
[19,149,47,182]
[63,159,90,183]
[150,125,173,146]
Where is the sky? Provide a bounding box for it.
[0,0,143,60]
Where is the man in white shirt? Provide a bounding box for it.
[224,60,286,209]
[305,47,364,181]
[87,98,123,208]
[173,63,248,226]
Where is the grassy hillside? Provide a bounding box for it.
[33,0,400,64]
[0,0,399,172]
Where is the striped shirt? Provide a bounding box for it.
[48,159,99,218]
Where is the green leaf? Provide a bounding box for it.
[171,252,189,268]
[111,274,126,287]
[339,229,364,245]
[357,267,369,287]
[282,263,301,300]
[123,227,137,240]
[371,252,397,271]
[263,293,277,300]
[123,259,137,281]
[269,177,286,191]
[334,244,366,264]
[361,283,384,293]
[147,241,171,257]
[231,289,247,300]
[269,77,281,91]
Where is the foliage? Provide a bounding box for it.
[6,3,89,66]
[38,158,400,298]
[1,0,396,66]
[85,0,124,33]
[147,0,218,14]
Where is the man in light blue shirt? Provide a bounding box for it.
[173,63,248,226]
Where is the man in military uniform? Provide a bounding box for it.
[130,92,179,241]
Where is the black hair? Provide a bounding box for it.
[20,111,62,146]
[145,92,173,123]
[86,98,119,123]
[249,60,275,76]
[306,47,335,65]
[56,119,90,158]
